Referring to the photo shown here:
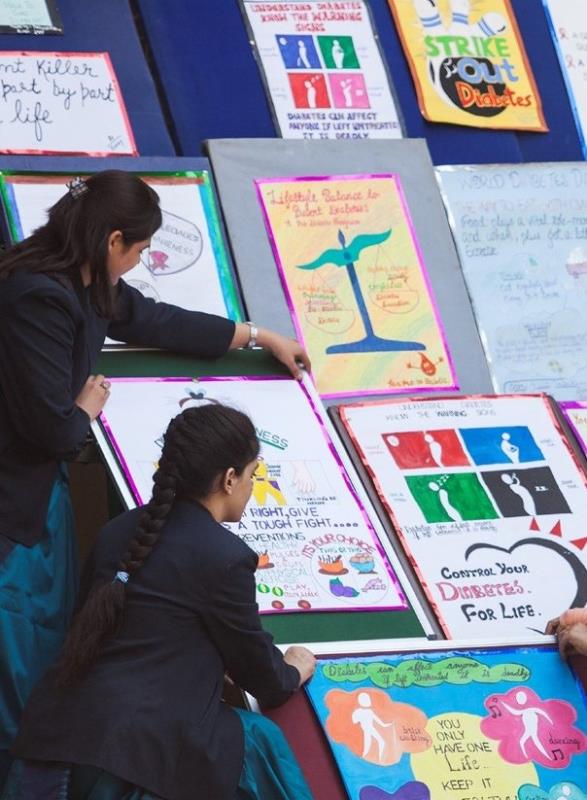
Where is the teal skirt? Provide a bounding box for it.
[0,467,78,752]
[1,709,313,799]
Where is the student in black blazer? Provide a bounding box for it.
[0,171,310,777]
[5,403,316,800]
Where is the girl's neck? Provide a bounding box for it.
[80,263,91,287]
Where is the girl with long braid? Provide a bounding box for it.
[4,402,316,800]
[0,170,310,779]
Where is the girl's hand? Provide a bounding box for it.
[557,623,587,660]
[75,374,111,420]
[283,646,316,686]
[259,329,311,380]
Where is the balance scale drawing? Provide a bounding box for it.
[298,228,426,355]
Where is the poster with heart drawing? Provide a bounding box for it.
[339,394,587,639]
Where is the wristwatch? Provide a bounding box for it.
[245,321,258,349]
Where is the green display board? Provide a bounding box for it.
[97,349,428,644]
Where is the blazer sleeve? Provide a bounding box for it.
[0,287,90,459]
[199,551,300,708]
[107,280,236,358]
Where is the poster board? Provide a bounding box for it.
[387,0,546,132]
[543,0,587,159]
[338,393,587,640]
[437,162,587,401]
[305,640,587,800]
[0,51,136,155]
[0,0,62,34]
[255,173,457,398]
[560,402,587,459]
[240,0,402,140]
[0,172,243,332]
[94,374,419,617]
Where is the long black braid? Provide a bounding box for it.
[55,403,260,685]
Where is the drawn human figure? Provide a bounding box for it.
[428,480,463,522]
[297,40,310,68]
[501,473,536,515]
[412,0,508,110]
[351,692,395,763]
[340,79,353,107]
[500,432,520,463]
[424,433,444,466]
[252,459,287,506]
[501,690,553,760]
[290,461,316,494]
[304,78,317,108]
[332,39,345,68]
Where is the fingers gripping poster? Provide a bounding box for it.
[256,174,456,398]
[339,394,587,639]
[305,645,587,800]
[241,0,402,139]
[387,0,546,131]
[0,173,242,325]
[437,163,587,401]
[98,376,407,614]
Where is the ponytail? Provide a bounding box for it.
[55,403,259,685]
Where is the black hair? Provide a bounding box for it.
[55,402,260,685]
[0,170,162,316]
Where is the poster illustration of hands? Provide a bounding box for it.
[437,163,587,401]
[0,172,242,333]
[339,394,587,639]
[0,52,136,154]
[256,174,456,398]
[543,1,587,158]
[387,0,546,131]
[241,0,402,139]
[98,376,408,614]
[306,644,587,800]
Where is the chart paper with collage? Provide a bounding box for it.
[387,0,546,131]
[256,174,456,398]
[339,394,587,639]
[97,376,407,615]
[0,172,242,331]
[543,0,587,158]
[306,644,587,800]
[437,163,587,400]
[0,52,136,155]
[241,0,402,139]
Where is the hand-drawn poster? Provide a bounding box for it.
[339,394,587,639]
[0,52,136,155]
[437,163,587,400]
[256,174,456,398]
[561,402,587,459]
[387,0,546,131]
[0,172,242,329]
[543,0,587,158]
[240,0,402,140]
[306,644,587,800]
[0,0,62,34]
[98,376,408,614]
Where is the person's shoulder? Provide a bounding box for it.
[93,507,143,565]
[172,501,258,572]
[0,271,80,314]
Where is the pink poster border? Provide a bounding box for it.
[98,374,409,615]
[254,173,458,400]
[0,51,138,156]
[560,400,587,458]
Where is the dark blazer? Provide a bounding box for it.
[14,501,300,800]
[0,271,235,546]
